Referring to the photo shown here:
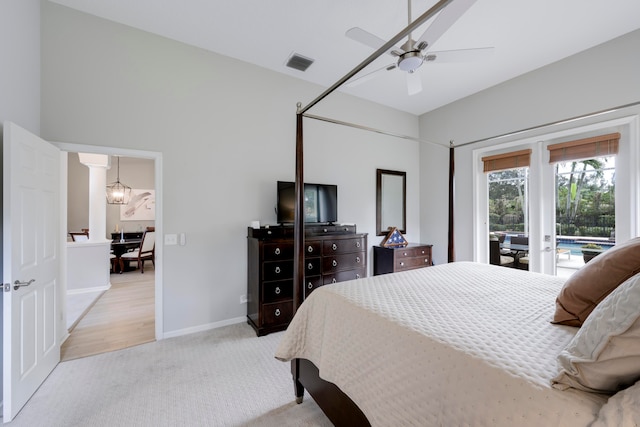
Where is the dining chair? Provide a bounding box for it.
[69,231,89,242]
[119,231,155,273]
[109,253,117,273]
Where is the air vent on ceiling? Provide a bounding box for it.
[285,53,314,72]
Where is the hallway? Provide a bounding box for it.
[61,266,155,361]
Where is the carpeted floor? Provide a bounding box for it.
[7,323,332,427]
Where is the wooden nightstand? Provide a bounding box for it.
[373,243,433,276]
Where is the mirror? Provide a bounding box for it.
[376,169,406,236]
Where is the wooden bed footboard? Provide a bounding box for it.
[292,358,370,426]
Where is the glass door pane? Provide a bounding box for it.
[554,156,616,277]
[488,167,529,269]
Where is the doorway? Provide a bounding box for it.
[54,142,164,358]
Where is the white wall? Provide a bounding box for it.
[0,0,42,405]
[40,2,420,335]
[0,0,41,135]
[419,29,640,263]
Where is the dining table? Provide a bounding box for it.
[111,239,141,273]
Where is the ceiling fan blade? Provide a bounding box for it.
[415,0,478,51]
[406,72,422,96]
[425,47,494,63]
[345,63,396,87]
[346,27,400,56]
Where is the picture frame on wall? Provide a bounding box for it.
[120,189,155,221]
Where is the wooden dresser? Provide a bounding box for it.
[373,243,433,276]
[247,225,367,336]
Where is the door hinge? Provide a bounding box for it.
[3,283,10,292]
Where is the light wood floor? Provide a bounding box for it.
[61,266,155,362]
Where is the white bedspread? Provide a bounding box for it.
[275,261,609,426]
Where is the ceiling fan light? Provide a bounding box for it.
[397,51,424,72]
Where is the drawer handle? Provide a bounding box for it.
[400,262,405,266]
[307,282,313,289]
[307,245,313,253]
[275,286,281,295]
[356,256,360,263]
[275,247,281,255]
[332,243,338,251]
[275,308,281,317]
[332,278,337,284]
[403,252,407,256]
[324,228,328,233]
[356,242,361,248]
[356,274,361,279]
[424,258,429,263]
[332,260,338,267]
[421,250,425,254]
[275,266,281,274]
[307,263,314,270]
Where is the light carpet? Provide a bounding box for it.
[8,323,332,427]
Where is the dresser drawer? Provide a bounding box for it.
[263,242,294,261]
[396,256,431,271]
[323,252,365,273]
[304,258,321,276]
[394,246,430,259]
[304,276,322,297]
[263,260,293,281]
[262,301,293,327]
[323,268,366,285]
[263,280,293,303]
[323,237,365,255]
[304,241,322,257]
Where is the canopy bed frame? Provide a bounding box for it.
[288,0,640,423]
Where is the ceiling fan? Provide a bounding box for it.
[345,0,493,95]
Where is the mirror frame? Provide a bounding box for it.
[376,169,407,236]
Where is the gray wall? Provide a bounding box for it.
[419,29,640,263]
[0,0,42,404]
[41,2,421,335]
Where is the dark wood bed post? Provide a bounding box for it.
[292,105,305,403]
[448,141,455,262]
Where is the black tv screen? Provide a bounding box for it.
[277,181,337,224]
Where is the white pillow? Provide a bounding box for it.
[591,380,640,426]
[552,272,640,394]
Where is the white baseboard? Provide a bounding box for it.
[67,284,110,295]
[162,316,246,339]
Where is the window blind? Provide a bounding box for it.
[482,149,532,173]
[547,132,620,163]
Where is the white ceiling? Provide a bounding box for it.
[49,0,640,116]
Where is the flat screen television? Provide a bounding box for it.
[277,181,337,225]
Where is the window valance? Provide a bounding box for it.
[482,149,532,173]
[547,132,620,163]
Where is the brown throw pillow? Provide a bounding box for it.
[552,237,640,326]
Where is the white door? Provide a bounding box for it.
[3,122,60,422]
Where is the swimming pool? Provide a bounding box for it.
[501,235,614,256]
[557,239,614,256]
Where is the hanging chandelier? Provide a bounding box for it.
[106,156,132,205]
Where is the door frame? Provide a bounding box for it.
[473,113,640,274]
[53,142,164,341]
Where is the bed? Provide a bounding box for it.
[275,261,640,426]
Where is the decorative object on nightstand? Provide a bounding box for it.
[380,226,408,247]
[374,243,433,275]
